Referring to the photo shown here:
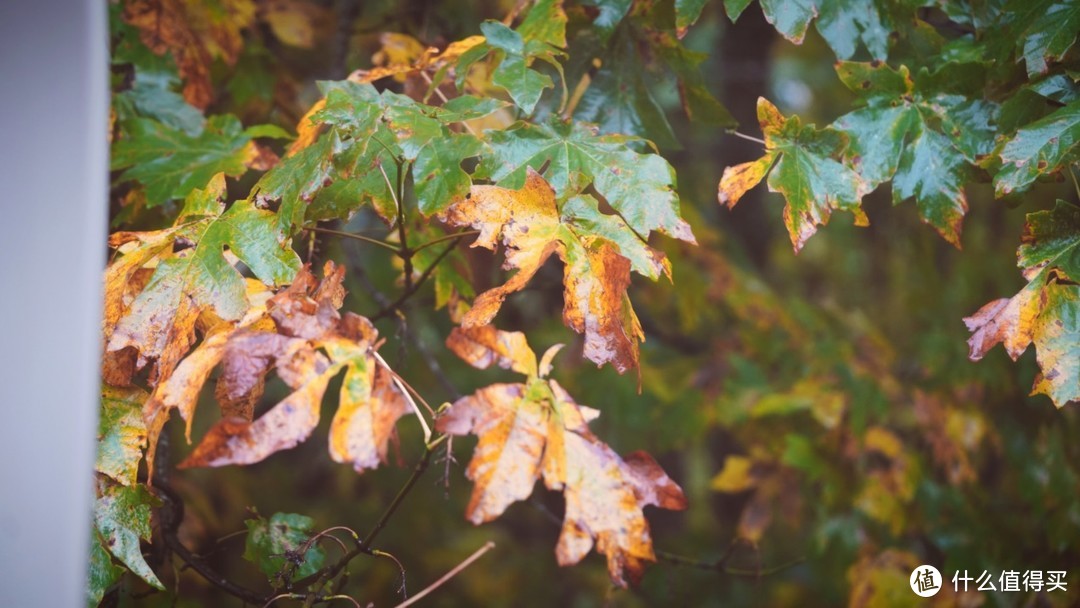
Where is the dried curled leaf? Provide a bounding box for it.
[441,169,670,374]
[965,201,1080,407]
[176,263,414,472]
[438,327,686,587]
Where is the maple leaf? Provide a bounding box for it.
[174,263,415,473]
[103,174,300,386]
[742,0,894,60]
[262,81,503,228]
[477,117,697,244]
[94,478,164,591]
[97,386,149,487]
[440,169,671,374]
[111,114,289,207]
[965,201,1080,407]
[243,511,326,583]
[1019,1,1080,76]
[437,326,687,587]
[832,61,998,247]
[123,0,255,109]
[994,100,1080,196]
[719,97,871,252]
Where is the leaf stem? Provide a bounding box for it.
[726,130,767,146]
[393,542,496,608]
[412,230,480,253]
[373,350,433,442]
[395,160,413,294]
[304,227,400,254]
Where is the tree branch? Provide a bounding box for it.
[370,238,462,321]
[656,549,804,578]
[157,483,271,605]
[394,541,496,608]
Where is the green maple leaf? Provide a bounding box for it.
[574,37,677,148]
[966,201,1080,407]
[96,386,148,487]
[481,21,560,114]
[243,512,327,584]
[111,115,289,207]
[1020,1,1080,76]
[649,32,736,129]
[280,82,500,222]
[675,0,709,34]
[833,61,998,247]
[995,100,1080,196]
[477,118,696,243]
[107,174,300,384]
[94,479,164,591]
[719,97,870,252]
[87,531,125,607]
[755,0,894,60]
[588,0,634,41]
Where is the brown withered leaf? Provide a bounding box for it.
[438,327,686,587]
[124,0,255,109]
[177,263,413,473]
[141,279,274,477]
[440,169,670,375]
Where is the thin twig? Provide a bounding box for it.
[393,542,496,608]
[372,549,408,597]
[321,595,363,608]
[264,592,303,607]
[1069,163,1080,201]
[305,227,401,254]
[562,70,592,119]
[726,130,767,146]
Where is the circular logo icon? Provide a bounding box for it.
[910,565,942,597]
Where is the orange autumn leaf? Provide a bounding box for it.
[446,325,537,376]
[124,0,255,109]
[440,169,670,375]
[437,327,686,587]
